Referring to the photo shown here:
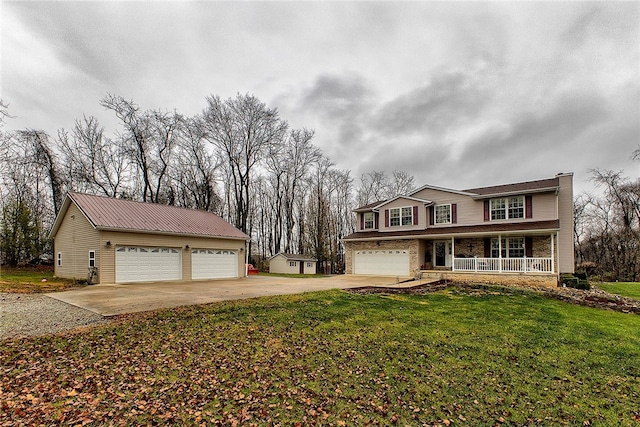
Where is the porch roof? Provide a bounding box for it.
[342,219,560,241]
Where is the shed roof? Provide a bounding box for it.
[269,253,318,262]
[49,192,249,240]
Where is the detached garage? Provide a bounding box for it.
[49,192,249,284]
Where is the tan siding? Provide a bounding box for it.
[54,203,101,281]
[412,187,559,227]
[379,198,427,232]
[269,256,300,274]
[99,231,246,284]
[557,174,575,273]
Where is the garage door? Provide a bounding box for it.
[115,246,182,283]
[353,249,410,276]
[191,249,238,280]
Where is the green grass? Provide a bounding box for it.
[597,282,640,300]
[2,287,639,426]
[0,266,78,293]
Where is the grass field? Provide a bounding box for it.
[0,266,78,293]
[2,286,639,426]
[597,282,640,300]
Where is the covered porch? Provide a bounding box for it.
[420,233,557,275]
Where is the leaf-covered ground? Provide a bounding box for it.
[0,267,79,293]
[1,288,639,426]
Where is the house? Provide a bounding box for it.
[342,173,574,287]
[268,253,318,274]
[49,192,249,284]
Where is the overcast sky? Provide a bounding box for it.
[2,1,638,195]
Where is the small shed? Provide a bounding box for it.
[49,192,249,284]
[268,253,318,275]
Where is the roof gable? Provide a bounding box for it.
[50,192,249,240]
[269,253,317,262]
[372,195,433,210]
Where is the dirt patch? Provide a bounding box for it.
[346,280,640,314]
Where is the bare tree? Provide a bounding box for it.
[578,167,640,281]
[101,95,182,203]
[357,169,416,206]
[58,116,129,197]
[201,93,287,233]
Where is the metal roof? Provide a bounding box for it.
[50,192,249,240]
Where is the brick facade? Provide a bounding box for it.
[344,239,420,275]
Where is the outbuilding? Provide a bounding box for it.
[268,253,317,275]
[49,192,249,284]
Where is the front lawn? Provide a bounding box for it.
[0,266,78,293]
[597,282,640,300]
[1,287,639,426]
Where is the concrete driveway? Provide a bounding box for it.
[47,275,417,316]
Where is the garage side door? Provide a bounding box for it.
[115,247,182,283]
[192,249,238,280]
[353,249,410,276]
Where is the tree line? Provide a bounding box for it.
[574,152,640,282]
[0,95,414,271]
[3,95,637,280]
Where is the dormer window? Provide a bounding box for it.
[363,212,375,229]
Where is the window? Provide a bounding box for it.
[389,208,400,226]
[389,207,413,226]
[490,199,506,220]
[57,252,62,267]
[508,197,524,219]
[88,251,96,268]
[435,204,451,224]
[401,207,413,225]
[490,196,524,220]
[363,212,375,229]
[491,237,525,258]
[289,261,297,267]
[307,262,312,267]
[508,237,525,258]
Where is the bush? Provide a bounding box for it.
[560,274,591,290]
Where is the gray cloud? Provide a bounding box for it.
[373,71,488,137]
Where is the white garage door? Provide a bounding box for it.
[353,249,410,276]
[191,249,238,280]
[115,246,182,283]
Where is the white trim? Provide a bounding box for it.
[88,250,96,268]
[410,184,477,197]
[471,186,559,200]
[373,196,432,211]
[435,204,452,224]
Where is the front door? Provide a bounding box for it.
[434,241,451,268]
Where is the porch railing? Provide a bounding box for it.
[453,257,553,273]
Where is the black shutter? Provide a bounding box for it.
[360,213,364,230]
[429,206,434,225]
[451,203,457,224]
[484,238,491,257]
[484,200,490,221]
[385,209,389,227]
[413,206,419,225]
[525,195,533,219]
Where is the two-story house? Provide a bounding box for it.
[342,173,574,287]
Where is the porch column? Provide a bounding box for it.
[498,234,502,273]
[551,233,555,274]
[451,237,455,271]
